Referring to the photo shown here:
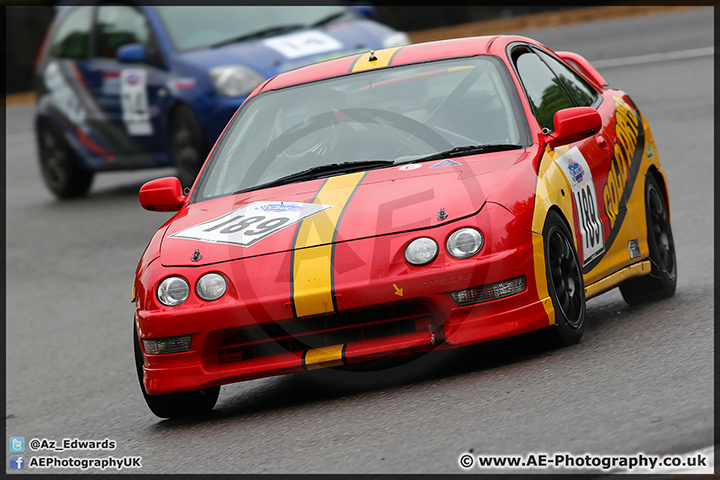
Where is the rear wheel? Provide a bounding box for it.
[169,105,208,189]
[134,324,219,419]
[543,210,586,346]
[36,120,94,198]
[619,173,677,305]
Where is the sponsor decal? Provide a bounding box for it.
[603,97,642,230]
[398,164,421,171]
[430,159,462,168]
[554,146,604,265]
[263,30,342,59]
[256,203,303,213]
[170,201,333,247]
[628,239,641,259]
[567,159,584,182]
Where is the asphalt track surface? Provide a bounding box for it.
[5,8,714,475]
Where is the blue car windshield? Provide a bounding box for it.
[155,5,351,52]
[193,56,527,202]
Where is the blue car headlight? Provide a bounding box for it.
[209,65,265,97]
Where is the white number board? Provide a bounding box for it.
[169,201,333,247]
[263,30,343,59]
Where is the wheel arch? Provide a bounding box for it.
[646,165,671,224]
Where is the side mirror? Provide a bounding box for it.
[117,43,147,63]
[347,5,375,18]
[139,177,185,212]
[545,107,602,149]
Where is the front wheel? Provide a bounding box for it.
[134,324,219,419]
[543,210,586,346]
[36,120,94,198]
[619,173,677,305]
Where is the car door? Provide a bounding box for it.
[83,3,169,156]
[511,43,614,276]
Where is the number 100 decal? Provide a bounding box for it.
[170,201,333,247]
[554,147,605,265]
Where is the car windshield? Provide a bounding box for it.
[193,56,527,202]
[155,5,351,52]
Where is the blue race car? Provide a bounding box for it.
[33,3,409,198]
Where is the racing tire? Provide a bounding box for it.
[619,173,677,305]
[134,324,219,419]
[170,104,208,189]
[543,210,586,346]
[36,120,94,199]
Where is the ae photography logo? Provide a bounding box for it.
[7,436,142,472]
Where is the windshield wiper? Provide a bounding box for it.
[210,25,306,48]
[234,160,393,195]
[310,11,349,28]
[396,144,524,165]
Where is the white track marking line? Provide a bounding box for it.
[592,46,714,68]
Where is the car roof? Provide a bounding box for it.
[260,34,543,93]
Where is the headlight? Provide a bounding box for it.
[157,276,190,307]
[405,237,438,266]
[383,32,410,48]
[196,273,227,301]
[209,65,264,97]
[447,228,484,259]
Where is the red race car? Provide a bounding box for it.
[133,34,676,418]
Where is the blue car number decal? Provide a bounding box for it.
[121,69,152,136]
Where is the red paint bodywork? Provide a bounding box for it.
[134,35,645,395]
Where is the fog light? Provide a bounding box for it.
[143,335,192,355]
[451,276,526,306]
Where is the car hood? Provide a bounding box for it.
[178,20,391,78]
[160,149,530,266]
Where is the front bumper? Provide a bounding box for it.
[136,203,552,395]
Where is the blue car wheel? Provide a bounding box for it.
[36,120,94,198]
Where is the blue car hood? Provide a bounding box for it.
[178,20,391,78]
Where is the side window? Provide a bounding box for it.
[49,6,93,59]
[535,49,598,107]
[95,5,153,59]
[514,49,574,131]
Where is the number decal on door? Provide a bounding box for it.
[554,147,605,265]
[120,68,152,136]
